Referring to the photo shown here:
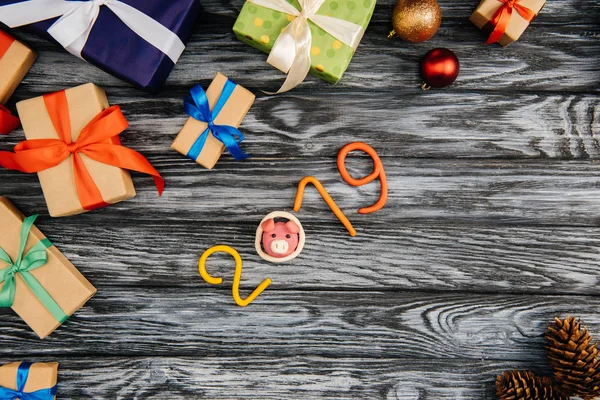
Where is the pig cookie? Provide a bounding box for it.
[255,211,306,263]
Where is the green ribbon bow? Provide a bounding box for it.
[0,215,68,323]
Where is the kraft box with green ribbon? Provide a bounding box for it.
[233,0,376,93]
[0,197,96,339]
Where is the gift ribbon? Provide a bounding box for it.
[0,106,20,136]
[0,215,68,324]
[0,30,15,59]
[0,0,185,63]
[0,90,164,211]
[246,0,365,93]
[184,79,249,162]
[0,362,57,400]
[486,0,537,45]
[0,32,20,135]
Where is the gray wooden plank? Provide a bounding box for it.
[4,219,599,295]
[0,289,598,361]
[4,159,600,226]
[0,357,553,399]
[5,73,599,160]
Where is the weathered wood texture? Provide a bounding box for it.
[2,290,600,361]
[3,192,600,294]
[5,159,600,226]
[0,357,555,399]
[0,0,599,398]
[5,92,600,159]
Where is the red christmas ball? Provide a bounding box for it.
[419,48,460,89]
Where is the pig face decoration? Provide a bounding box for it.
[261,219,300,257]
[255,211,306,263]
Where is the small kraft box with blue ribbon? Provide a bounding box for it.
[172,73,255,170]
[0,0,202,92]
[0,197,96,339]
[0,362,58,400]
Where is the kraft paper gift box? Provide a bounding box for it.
[470,0,546,46]
[0,83,164,217]
[172,73,255,169]
[0,0,202,92]
[16,84,135,217]
[0,29,36,105]
[0,362,58,399]
[0,198,96,339]
[233,0,376,87]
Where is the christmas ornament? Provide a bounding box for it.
[419,48,459,90]
[546,316,600,399]
[496,371,569,400]
[388,0,442,42]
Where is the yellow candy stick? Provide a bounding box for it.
[294,176,357,237]
[198,245,272,307]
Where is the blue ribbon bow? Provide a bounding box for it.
[184,79,249,162]
[0,362,57,400]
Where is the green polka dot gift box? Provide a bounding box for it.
[233,0,376,86]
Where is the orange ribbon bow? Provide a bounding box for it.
[0,105,20,135]
[0,90,164,211]
[486,0,537,45]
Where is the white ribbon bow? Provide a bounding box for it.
[247,0,365,93]
[0,0,185,63]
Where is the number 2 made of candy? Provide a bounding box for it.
[199,245,272,307]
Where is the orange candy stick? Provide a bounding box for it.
[293,176,356,237]
[337,142,388,214]
[199,245,272,307]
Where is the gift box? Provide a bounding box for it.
[0,29,36,104]
[470,0,545,46]
[233,0,375,91]
[0,362,58,399]
[0,198,96,338]
[172,73,255,169]
[0,0,202,92]
[0,83,164,217]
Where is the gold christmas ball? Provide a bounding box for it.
[388,0,442,43]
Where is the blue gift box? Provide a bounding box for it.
[0,0,202,92]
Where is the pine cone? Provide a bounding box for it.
[496,370,569,400]
[546,316,600,399]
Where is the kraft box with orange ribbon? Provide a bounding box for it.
[470,0,546,46]
[0,83,164,217]
[0,198,96,339]
[0,29,36,105]
[0,29,36,135]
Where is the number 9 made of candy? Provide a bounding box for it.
[255,211,306,263]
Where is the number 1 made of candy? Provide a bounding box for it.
[199,245,271,307]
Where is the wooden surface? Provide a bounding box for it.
[1,0,599,398]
